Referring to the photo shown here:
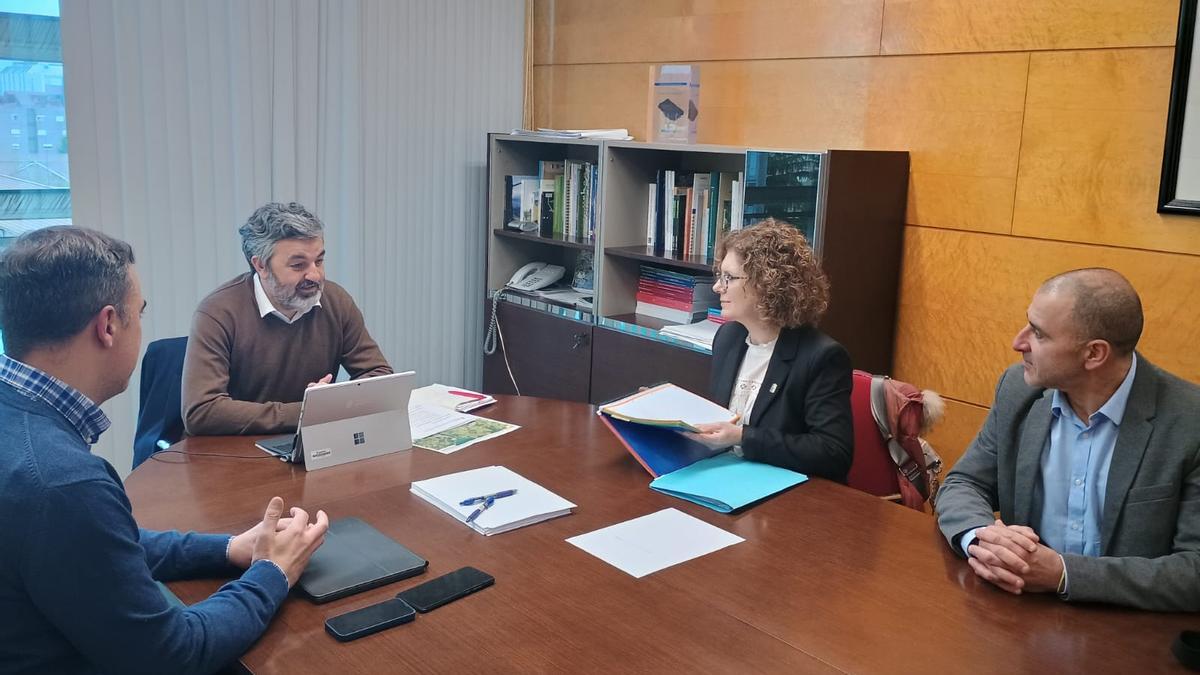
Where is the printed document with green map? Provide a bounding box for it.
[408,403,519,454]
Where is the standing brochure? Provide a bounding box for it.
[410,465,576,536]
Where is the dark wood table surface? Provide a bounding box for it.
[125,396,1195,674]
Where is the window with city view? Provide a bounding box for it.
[0,0,65,353]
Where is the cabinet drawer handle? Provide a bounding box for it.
[571,332,588,350]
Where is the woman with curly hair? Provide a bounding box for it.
[683,218,854,481]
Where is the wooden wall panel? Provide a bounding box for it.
[534,52,1028,234]
[698,59,871,149]
[532,64,650,139]
[532,0,884,65]
[881,0,1180,55]
[893,227,1200,407]
[863,53,1027,232]
[1012,48,1200,255]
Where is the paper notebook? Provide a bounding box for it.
[598,383,736,432]
[411,465,575,536]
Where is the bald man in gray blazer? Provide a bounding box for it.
[936,269,1200,611]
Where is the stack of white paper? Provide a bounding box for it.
[659,319,722,350]
[411,466,576,536]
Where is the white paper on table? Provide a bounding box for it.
[408,403,473,438]
[565,508,744,578]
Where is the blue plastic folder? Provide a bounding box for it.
[599,413,808,512]
[598,415,721,477]
[649,452,808,513]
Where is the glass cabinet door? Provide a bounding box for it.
[742,150,822,245]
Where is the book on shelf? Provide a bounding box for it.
[645,181,657,248]
[731,171,744,230]
[505,175,539,231]
[645,169,741,255]
[635,264,717,324]
[506,163,597,242]
[635,301,708,324]
[553,174,564,239]
[537,160,563,238]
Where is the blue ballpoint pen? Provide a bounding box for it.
[465,495,495,524]
[459,489,519,507]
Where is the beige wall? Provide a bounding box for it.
[531,0,1196,469]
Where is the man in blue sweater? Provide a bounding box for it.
[0,227,329,674]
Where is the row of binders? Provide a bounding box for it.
[635,264,718,324]
[646,169,744,257]
[505,159,598,242]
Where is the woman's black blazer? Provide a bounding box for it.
[710,321,854,482]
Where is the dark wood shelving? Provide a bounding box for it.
[493,228,594,251]
[604,246,714,273]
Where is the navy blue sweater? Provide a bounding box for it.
[0,384,288,674]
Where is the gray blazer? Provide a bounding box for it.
[935,356,1200,611]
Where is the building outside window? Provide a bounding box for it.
[0,0,68,353]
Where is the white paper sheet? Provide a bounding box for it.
[408,403,474,438]
[565,508,744,578]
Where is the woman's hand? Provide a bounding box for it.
[682,419,743,450]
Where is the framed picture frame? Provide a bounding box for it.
[1159,0,1200,215]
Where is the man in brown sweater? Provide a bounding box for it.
[182,202,392,435]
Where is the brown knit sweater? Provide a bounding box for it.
[182,273,392,435]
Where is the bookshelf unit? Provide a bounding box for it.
[482,133,909,404]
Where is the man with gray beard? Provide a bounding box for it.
[182,202,392,435]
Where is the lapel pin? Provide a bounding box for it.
[770,383,778,394]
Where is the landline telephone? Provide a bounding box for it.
[484,262,567,365]
[506,262,565,292]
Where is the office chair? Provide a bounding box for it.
[847,369,944,512]
[133,336,188,468]
[847,369,904,502]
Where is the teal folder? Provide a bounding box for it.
[649,451,808,513]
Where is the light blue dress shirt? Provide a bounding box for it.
[1036,355,1137,556]
[961,355,1138,562]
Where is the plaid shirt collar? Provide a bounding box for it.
[0,353,110,445]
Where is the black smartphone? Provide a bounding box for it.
[324,598,416,642]
[397,566,494,613]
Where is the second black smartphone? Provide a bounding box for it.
[397,566,494,613]
[324,598,415,642]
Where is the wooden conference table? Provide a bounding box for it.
[126,396,1193,674]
